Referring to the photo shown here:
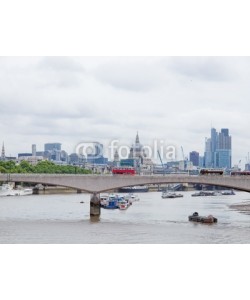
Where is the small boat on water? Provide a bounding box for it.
[191,191,215,197]
[188,212,218,223]
[124,193,140,202]
[161,191,183,198]
[118,199,130,210]
[192,190,235,197]
[221,190,235,195]
[100,194,119,209]
[100,193,132,210]
[118,185,149,193]
[0,184,33,197]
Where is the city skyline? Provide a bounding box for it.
[0,57,250,166]
[0,127,236,169]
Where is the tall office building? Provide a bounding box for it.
[1,142,5,161]
[44,143,62,152]
[32,144,36,156]
[203,128,232,169]
[215,128,231,168]
[204,137,212,168]
[87,142,107,165]
[189,151,199,166]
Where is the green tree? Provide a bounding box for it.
[0,166,7,173]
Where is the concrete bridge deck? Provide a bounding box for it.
[1,173,250,193]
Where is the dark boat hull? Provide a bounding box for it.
[188,215,218,223]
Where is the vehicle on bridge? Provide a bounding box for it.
[112,167,136,175]
[199,169,224,175]
[230,171,250,176]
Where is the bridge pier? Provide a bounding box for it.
[90,193,101,217]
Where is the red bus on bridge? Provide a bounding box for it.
[112,167,136,175]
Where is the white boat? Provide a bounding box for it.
[0,184,33,197]
[124,193,140,203]
[118,199,130,210]
[161,191,183,198]
[118,185,149,192]
[19,188,33,196]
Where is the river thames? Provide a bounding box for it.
[0,190,250,243]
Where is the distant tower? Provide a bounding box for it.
[114,150,119,162]
[1,142,5,160]
[113,150,120,166]
[135,131,140,144]
[32,144,36,157]
[128,132,145,164]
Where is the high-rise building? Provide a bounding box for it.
[204,137,212,168]
[210,128,217,167]
[86,142,107,165]
[32,144,36,156]
[189,151,199,166]
[44,143,62,152]
[203,128,232,169]
[216,128,231,168]
[199,156,204,168]
[1,142,5,161]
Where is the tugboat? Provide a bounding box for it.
[188,212,218,223]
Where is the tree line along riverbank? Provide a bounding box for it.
[0,160,91,174]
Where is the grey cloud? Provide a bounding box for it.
[38,57,85,72]
[92,58,167,92]
[1,57,250,164]
[36,57,86,88]
[167,57,234,81]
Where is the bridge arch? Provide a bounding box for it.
[98,177,250,193]
[0,174,94,193]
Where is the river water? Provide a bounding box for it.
[0,190,250,244]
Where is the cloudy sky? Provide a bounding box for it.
[0,56,250,165]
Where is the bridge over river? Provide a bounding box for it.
[1,173,250,193]
[1,173,250,216]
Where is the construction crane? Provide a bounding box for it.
[181,146,185,161]
[157,150,165,176]
[181,146,187,171]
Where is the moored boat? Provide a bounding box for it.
[161,192,183,198]
[188,212,218,223]
[100,193,122,209]
[221,190,235,195]
[118,199,130,210]
[192,190,235,197]
[118,185,149,193]
[124,193,140,203]
[191,191,216,197]
[0,184,33,197]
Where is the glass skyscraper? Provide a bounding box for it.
[204,128,232,169]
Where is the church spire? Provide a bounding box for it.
[1,142,5,160]
[135,131,140,144]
